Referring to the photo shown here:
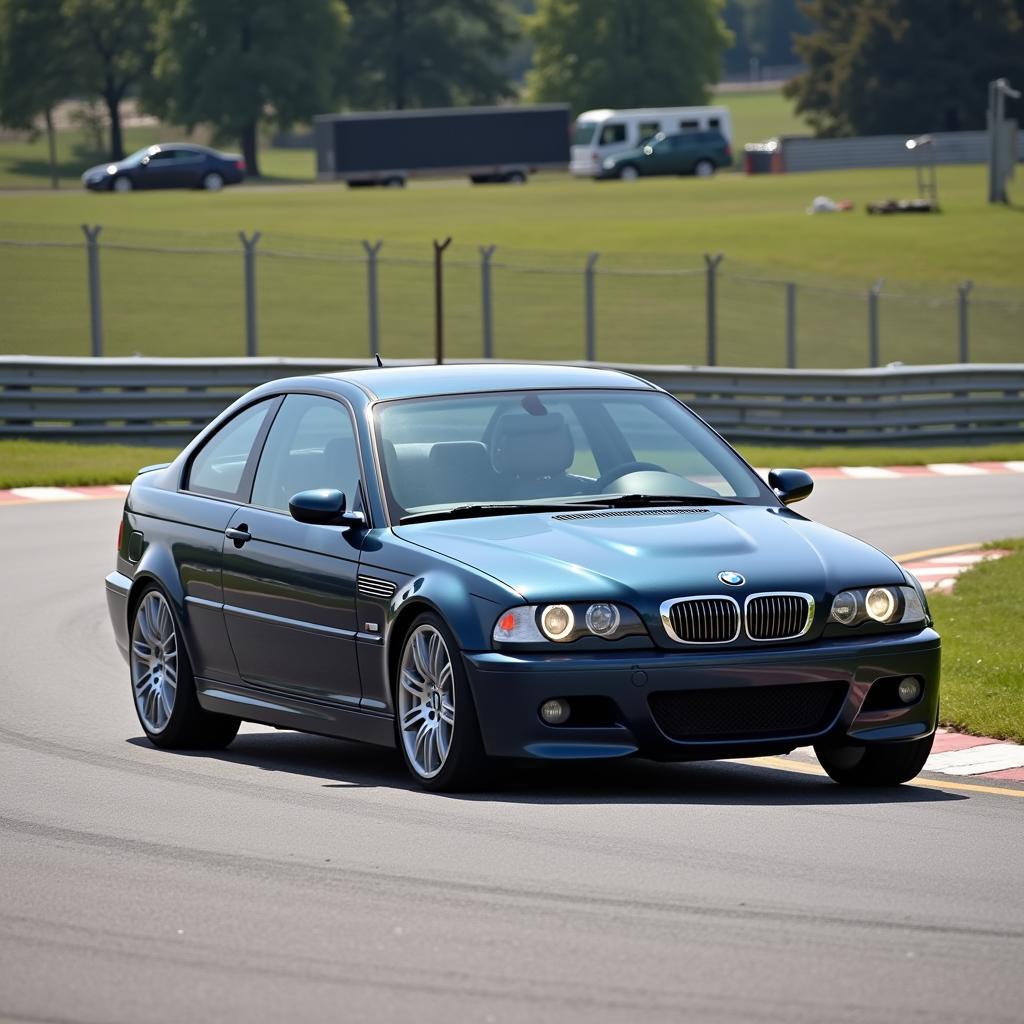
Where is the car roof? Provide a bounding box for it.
[317,362,655,401]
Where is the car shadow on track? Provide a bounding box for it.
[129,729,966,807]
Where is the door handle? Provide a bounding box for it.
[225,525,251,547]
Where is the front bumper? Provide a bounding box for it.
[464,628,940,760]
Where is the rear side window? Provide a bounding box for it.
[599,123,626,146]
[187,400,274,499]
[637,122,660,142]
[250,394,361,513]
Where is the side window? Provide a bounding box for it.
[251,394,360,513]
[174,149,201,162]
[148,150,175,162]
[637,122,660,143]
[598,123,626,146]
[679,119,699,133]
[187,400,274,499]
[708,117,721,129]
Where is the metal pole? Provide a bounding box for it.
[239,231,261,357]
[480,245,496,359]
[362,240,382,358]
[584,252,599,361]
[868,278,883,368]
[433,237,452,365]
[81,224,103,357]
[785,282,797,369]
[704,253,723,366]
[958,280,973,363]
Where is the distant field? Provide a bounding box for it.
[0,160,1019,365]
[710,87,809,160]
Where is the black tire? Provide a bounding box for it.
[617,163,640,181]
[129,584,240,750]
[693,158,716,178]
[814,733,934,786]
[393,611,491,792]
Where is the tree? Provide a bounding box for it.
[147,0,348,177]
[786,0,1024,136]
[0,0,75,187]
[341,0,516,110]
[722,0,810,76]
[526,0,731,113]
[63,0,156,161]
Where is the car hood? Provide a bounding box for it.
[81,161,118,178]
[393,505,904,603]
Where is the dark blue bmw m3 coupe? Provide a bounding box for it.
[105,364,940,791]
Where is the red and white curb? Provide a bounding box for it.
[753,461,1024,480]
[903,548,1011,593]
[0,484,129,505]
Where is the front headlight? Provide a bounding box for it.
[602,158,615,169]
[828,586,925,627]
[493,603,645,644]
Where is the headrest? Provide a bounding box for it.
[490,412,574,477]
[428,441,491,473]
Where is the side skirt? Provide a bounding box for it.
[196,678,396,749]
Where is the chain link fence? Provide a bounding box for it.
[1,223,1020,366]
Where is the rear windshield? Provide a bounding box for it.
[572,121,598,146]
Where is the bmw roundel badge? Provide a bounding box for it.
[718,571,745,587]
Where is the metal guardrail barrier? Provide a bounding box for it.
[1,357,1022,446]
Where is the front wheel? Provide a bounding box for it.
[130,585,240,749]
[112,176,133,192]
[395,613,490,791]
[618,164,639,181]
[814,734,934,786]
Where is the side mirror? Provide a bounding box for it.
[288,488,365,528]
[768,468,814,505]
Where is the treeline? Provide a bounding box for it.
[1,0,1022,180]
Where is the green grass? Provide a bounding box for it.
[929,539,1024,743]
[3,438,1020,489]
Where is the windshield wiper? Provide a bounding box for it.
[399,501,605,525]
[579,493,745,508]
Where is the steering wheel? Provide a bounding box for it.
[595,461,666,491]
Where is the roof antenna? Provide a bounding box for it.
[374,352,383,368]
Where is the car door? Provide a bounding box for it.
[220,393,365,706]
[137,149,179,188]
[169,148,206,187]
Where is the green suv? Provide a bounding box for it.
[597,130,732,180]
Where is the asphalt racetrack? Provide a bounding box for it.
[2,474,1023,1024]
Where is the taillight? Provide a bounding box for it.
[725,144,732,157]
[236,159,246,171]
[117,518,124,551]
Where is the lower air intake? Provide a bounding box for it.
[649,681,848,742]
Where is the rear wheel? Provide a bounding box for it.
[503,170,527,184]
[201,171,224,191]
[694,159,716,178]
[618,164,639,181]
[130,585,240,749]
[814,734,934,786]
[112,176,133,192]
[395,613,490,791]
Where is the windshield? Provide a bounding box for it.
[572,121,598,146]
[374,389,771,523]
[121,146,154,167]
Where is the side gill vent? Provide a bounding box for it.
[552,507,710,522]
[358,575,397,600]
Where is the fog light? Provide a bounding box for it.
[540,698,570,725]
[897,677,921,704]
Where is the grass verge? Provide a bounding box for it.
[928,539,1024,743]
[2,438,1022,489]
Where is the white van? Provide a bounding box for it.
[570,106,732,177]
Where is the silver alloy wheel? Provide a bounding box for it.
[113,176,132,192]
[203,172,224,191]
[131,591,178,734]
[398,624,455,779]
[619,165,639,181]
[694,159,715,178]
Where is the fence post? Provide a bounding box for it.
[362,240,383,357]
[868,278,883,367]
[704,253,724,366]
[433,237,452,365]
[239,231,261,357]
[81,225,103,357]
[584,252,599,361]
[958,280,973,363]
[480,245,496,359]
[785,282,797,369]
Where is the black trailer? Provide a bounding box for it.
[313,104,570,186]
